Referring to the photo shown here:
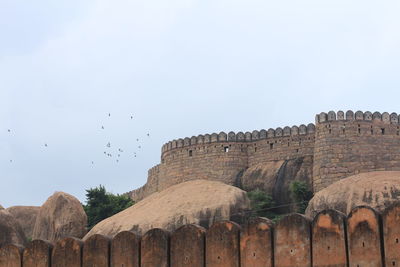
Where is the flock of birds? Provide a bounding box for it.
[7,113,150,165]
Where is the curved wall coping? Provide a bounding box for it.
[161,123,316,154]
[316,110,400,124]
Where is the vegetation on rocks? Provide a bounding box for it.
[247,189,280,221]
[83,185,134,230]
[247,181,313,221]
[289,181,313,214]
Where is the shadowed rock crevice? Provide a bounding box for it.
[240,156,313,213]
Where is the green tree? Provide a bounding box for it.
[83,185,134,230]
[247,189,280,221]
[289,181,313,214]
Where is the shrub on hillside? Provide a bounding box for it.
[83,185,134,230]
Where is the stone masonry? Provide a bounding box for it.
[128,110,400,202]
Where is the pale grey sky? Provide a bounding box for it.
[2,0,400,208]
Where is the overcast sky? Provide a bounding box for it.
[2,0,400,208]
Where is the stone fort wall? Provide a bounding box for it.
[313,110,400,191]
[129,110,400,202]
[130,124,316,201]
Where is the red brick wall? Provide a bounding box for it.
[2,204,399,267]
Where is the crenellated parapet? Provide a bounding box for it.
[148,165,160,176]
[313,110,400,192]
[161,123,316,155]
[315,110,400,124]
[133,110,400,203]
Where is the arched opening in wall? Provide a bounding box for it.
[189,150,192,157]
[224,146,229,153]
[270,143,274,150]
[358,124,361,135]
[382,128,385,135]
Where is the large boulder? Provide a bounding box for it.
[84,179,250,239]
[240,156,313,213]
[6,206,40,239]
[0,209,27,246]
[306,171,400,218]
[32,192,87,242]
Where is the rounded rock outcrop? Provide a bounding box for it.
[306,171,400,218]
[6,206,40,239]
[0,209,27,246]
[32,192,87,242]
[84,180,250,239]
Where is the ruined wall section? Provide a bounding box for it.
[130,124,316,202]
[313,110,400,192]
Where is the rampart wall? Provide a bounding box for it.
[129,110,400,202]
[129,124,316,201]
[1,204,400,267]
[313,110,400,191]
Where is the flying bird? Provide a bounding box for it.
[147,133,150,137]
[138,146,141,149]
[7,129,10,132]
[44,143,48,147]
[9,159,12,163]
[91,161,94,164]
[108,113,111,117]
[106,142,111,148]
[136,138,139,141]
[130,115,133,119]
[101,126,104,129]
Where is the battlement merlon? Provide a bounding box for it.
[161,123,316,156]
[315,110,400,124]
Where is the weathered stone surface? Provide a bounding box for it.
[240,156,313,213]
[274,214,311,267]
[312,209,347,267]
[52,237,83,267]
[111,231,140,267]
[23,240,53,267]
[306,171,400,217]
[170,224,205,267]
[141,228,169,267]
[0,244,23,267]
[382,202,400,267]
[33,192,87,242]
[82,234,110,267]
[206,221,240,267]
[240,217,273,267]
[6,206,40,239]
[0,209,26,247]
[347,206,383,267]
[85,180,250,238]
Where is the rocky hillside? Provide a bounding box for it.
[306,171,400,217]
[85,179,250,238]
